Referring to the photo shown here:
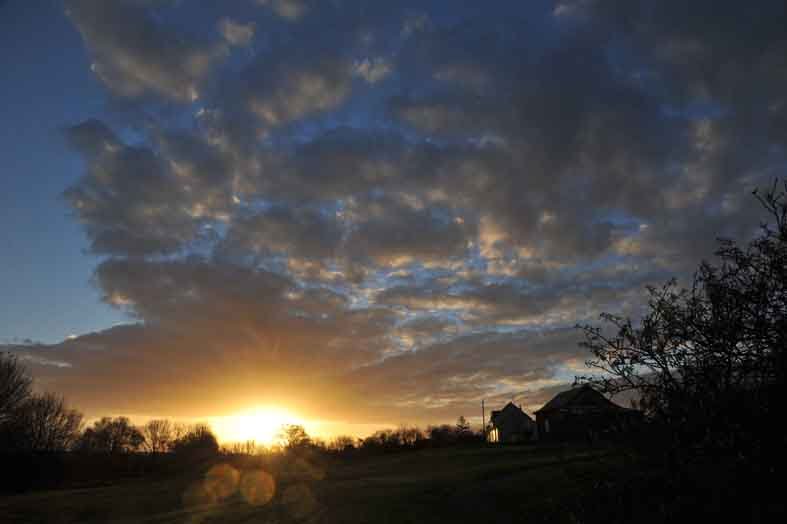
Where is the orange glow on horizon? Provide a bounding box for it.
[210,406,305,445]
[99,408,390,446]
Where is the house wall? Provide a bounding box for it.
[492,410,534,443]
[536,410,633,441]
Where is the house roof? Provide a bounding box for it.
[490,402,533,423]
[534,385,624,413]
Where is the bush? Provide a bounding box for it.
[575,182,787,520]
[76,417,144,454]
[171,424,219,460]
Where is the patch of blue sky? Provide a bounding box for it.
[555,253,658,287]
[395,307,462,327]
[551,362,602,384]
[596,209,644,230]
[235,196,278,215]
[347,292,371,310]
[298,278,350,305]
[112,125,150,148]
[428,206,459,225]
[256,253,290,276]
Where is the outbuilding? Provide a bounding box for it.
[535,385,638,441]
[488,402,535,443]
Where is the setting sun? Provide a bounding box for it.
[211,407,305,445]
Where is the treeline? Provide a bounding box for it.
[266,416,484,456]
[0,354,222,459]
[1,353,488,492]
[0,355,231,492]
[1,354,484,460]
[1,356,82,455]
[347,417,485,452]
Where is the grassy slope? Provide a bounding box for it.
[0,445,621,524]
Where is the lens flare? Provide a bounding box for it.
[293,457,326,480]
[182,481,218,509]
[281,483,318,519]
[240,469,276,506]
[204,463,240,501]
[182,463,240,511]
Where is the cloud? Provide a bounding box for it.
[345,327,586,419]
[374,262,664,329]
[63,120,206,256]
[25,0,787,425]
[218,18,256,47]
[217,204,344,262]
[7,258,397,418]
[353,58,392,84]
[401,12,430,38]
[345,193,474,267]
[244,56,353,128]
[65,0,227,102]
[257,0,311,21]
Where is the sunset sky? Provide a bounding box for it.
[2,0,786,442]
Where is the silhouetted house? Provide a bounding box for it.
[488,402,535,443]
[535,385,639,441]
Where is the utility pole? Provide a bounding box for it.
[481,399,486,442]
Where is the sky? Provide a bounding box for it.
[2,0,787,441]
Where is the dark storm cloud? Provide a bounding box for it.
[7,0,787,423]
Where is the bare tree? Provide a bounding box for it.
[14,393,83,452]
[0,353,31,426]
[171,423,219,458]
[223,440,260,455]
[328,435,357,452]
[279,424,310,450]
[141,419,173,453]
[77,417,144,454]
[397,425,424,447]
[427,424,458,446]
[171,422,190,441]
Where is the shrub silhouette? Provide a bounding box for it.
[77,417,144,454]
[578,182,787,463]
[171,424,219,460]
[574,182,787,522]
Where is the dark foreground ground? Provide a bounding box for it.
[0,445,622,524]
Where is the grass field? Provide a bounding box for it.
[0,445,621,523]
